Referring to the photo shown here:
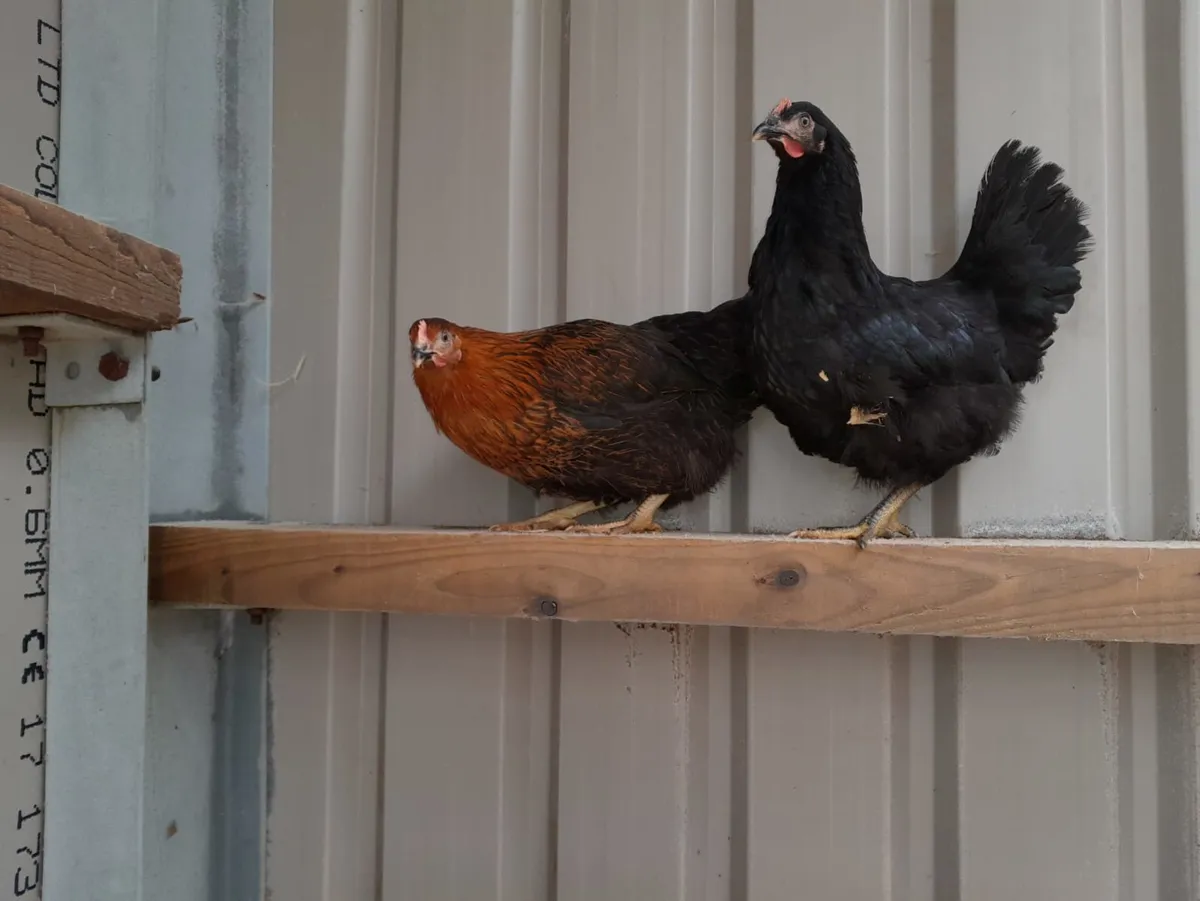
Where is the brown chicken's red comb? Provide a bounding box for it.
[415,319,429,345]
[772,97,790,116]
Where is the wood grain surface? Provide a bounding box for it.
[148,523,1200,643]
[0,184,181,331]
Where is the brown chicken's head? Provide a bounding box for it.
[751,98,828,161]
[409,318,463,370]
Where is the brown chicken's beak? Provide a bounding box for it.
[411,347,433,368]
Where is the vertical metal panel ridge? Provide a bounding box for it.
[147,0,270,524]
[958,641,1123,899]
[1183,0,1200,536]
[209,0,268,521]
[335,0,397,524]
[497,620,556,901]
[742,5,914,898]
[1148,646,1200,899]
[507,0,556,333]
[267,0,393,897]
[59,0,272,897]
[551,6,740,899]
[380,617,554,901]
[946,2,1167,898]
[390,0,521,526]
[953,0,1119,539]
[887,636,940,901]
[556,623,730,900]
[685,0,740,534]
[881,0,933,536]
[1119,0,1162,543]
[745,631,892,898]
[682,627,737,900]
[1118,644,1159,901]
[205,3,273,899]
[927,0,962,539]
[745,0,891,533]
[931,637,961,901]
[269,0,348,524]
[1098,0,1133,542]
[381,4,560,900]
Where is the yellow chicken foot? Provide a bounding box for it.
[488,500,608,532]
[566,494,670,535]
[788,483,923,549]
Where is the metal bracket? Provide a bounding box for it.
[46,337,147,407]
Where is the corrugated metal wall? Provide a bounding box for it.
[266,0,1200,898]
[54,0,272,897]
[0,0,270,897]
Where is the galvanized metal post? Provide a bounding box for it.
[41,334,149,901]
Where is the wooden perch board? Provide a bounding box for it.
[0,184,181,332]
[149,523,1200,644]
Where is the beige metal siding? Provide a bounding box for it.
[267,0,1199,897]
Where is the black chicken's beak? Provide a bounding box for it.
[752,116,782,142]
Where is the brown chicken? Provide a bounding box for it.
[409,301,759,534]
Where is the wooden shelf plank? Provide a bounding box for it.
[148,523,1200,644]
[0,184,182,332]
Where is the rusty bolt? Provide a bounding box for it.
[17,327,44,359]
[98,351,130,381]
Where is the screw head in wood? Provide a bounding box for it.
[537,596,559,617]
[774,568,804,588]
[64,361,80,380]
[98,351,129,381]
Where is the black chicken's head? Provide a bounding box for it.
[409,317,463,370]
[751,99,835,163]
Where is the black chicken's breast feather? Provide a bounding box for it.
[523,298,760,508]
[749,103,1091,490]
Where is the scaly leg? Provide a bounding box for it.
[488,500,608,533]
[567,494,670,535]
[788,483,923,549]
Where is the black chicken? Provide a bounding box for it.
[747,98,1092,547]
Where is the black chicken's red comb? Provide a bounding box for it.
[772,97,790,116]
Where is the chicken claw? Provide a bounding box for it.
[489,500,607,533]
[566,494,669,536]
[787,483,922,549]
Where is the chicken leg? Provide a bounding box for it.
[567,494,670,535]
[788,483,922,549]
[489,500,608,533]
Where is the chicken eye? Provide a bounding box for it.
[439,331,451,344]
[798,114,812,128]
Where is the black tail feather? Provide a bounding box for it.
[950,140,1093,383]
